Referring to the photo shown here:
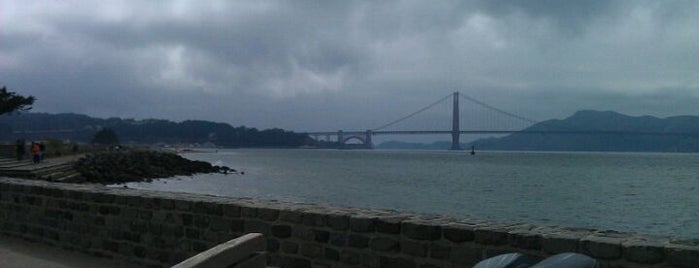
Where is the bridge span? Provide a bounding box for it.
[305,129,699,149]
[303,92,699,150]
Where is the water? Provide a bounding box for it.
[122,149,699,239]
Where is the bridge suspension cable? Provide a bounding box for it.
[373,93,452,131]
[459,94,538,124]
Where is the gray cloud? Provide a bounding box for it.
[1,1,698,138]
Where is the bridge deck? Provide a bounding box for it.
[306,130,699,137]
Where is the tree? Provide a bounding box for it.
[92,128,120,145]
[0,86,36,115]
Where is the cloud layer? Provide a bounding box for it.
[2,1,698,135]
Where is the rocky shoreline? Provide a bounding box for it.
[74,150,236,184]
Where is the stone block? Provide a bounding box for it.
[379,256,416,268]
[134,246,147,258]
[230,219,244,233]
[430,243,451,260]
[281,257,311,268]
[169,251,190,265]
[92,192,115,203]
[509,230,542,250]
[349,216,376,232]
[340,250,361,265]
[152,210,169,222]
[371,237,400,252]
[347,234,370,248]
[449,245,483,266]
[123,231,141,243]
[443,223,475,243]
[474,227,509,245]
[312,229,329,243]
[329,232,346,247]
[257,208,279,221]
[144,197,163,210]
[375,217,403,234]
[622,239,665,264]
[174,200,192,211]
[301,243,323,258]
[129,221,148,233]
[244,220,270,234]
[181,213,193,226]
[191,240,211,252]
[401,239,428,257]
[271,224,292,238]
[191,201,217,216]
[580,235,622,259]
[327,214,349,231]
[241,207,257,218]
[324,247,339,261]
[291,227,315,241]
[102,240,120,252]
[280,210,303,223]
[403,221,442,241]
[159,198,175,210]
[137,210,153,220]
[222,204,241,218]
[267,238,280,252]
[665,240,699,268]
[282,241,299,254]
[122,208,139,219]
[185,228,200,239]
[193,215,211,229]
[541,232,582,254]
[302,212,327,227]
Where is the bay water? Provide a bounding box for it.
[121,149,699,239]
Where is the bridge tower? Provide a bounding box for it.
[337,130,344,149]
[365,130,373,149]
[451,92,461,150]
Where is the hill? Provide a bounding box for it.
[469,110,699,152]
[0,113,312,147]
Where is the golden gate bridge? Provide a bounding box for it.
[305,92,699,150]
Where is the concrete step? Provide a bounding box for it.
[0,156,81,182]
[32,164,74,177]
[52,172,85,183]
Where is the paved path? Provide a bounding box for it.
[0,155,84,182]
[0,234,140,268]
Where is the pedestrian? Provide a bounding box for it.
[39,142,46,162]
[15,139,25,161]
[31,142,41,164]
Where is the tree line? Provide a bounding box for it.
[0,86,312,147]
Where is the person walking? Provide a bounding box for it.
[15,139,25,161]
[31,142,41,164]
[38,142,46,162]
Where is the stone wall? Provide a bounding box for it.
[0,177,697,268]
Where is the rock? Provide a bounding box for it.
[73,150,236,184]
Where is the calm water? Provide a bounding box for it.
[122,149,699,239]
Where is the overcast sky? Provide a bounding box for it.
[2,1,698,135]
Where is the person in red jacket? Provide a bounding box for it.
[31,142,41,164]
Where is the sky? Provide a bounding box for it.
[1,1,698,138]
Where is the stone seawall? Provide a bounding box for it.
[0,177,696,268]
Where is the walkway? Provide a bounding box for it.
[0,234,139,268]
[0,155,83,182]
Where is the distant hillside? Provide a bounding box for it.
[470,110,699,152]
[0,113,312,147]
